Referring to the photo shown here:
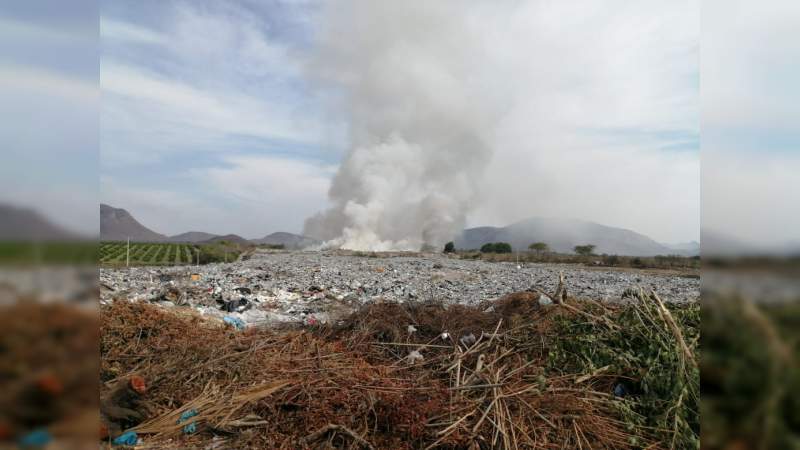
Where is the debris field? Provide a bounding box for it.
[99,250,700,329]
[96,250,700,448]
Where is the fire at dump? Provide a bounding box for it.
[302,3,508,252]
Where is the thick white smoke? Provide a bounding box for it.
[303,1,699,249]
[303,2,508,251]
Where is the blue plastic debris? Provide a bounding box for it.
[178,409,198,422]
[18,429,52,447]
[613,383,628,398]
[223,316,245,330]
[112,431,138,446]
[177,408,199,434]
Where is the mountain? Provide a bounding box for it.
[252,232,320,249]
[167,231,219,243]
[663,241,700,257]
[100,204,166,242]
[0,203,78,241]
[700,229,759,256]
[455,217,675,256]
[199,234,251,246]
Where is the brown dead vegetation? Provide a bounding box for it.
[100,283,693,450]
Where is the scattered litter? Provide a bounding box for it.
[538,294,553,306]
[407,350,424,364]
[112,431,138,446]
[223,316,245,330]
[459,333,477,347]
[101,284,699,449]
[440,332,450,341]
[613,383,628,398]
[177,409,199,435]
[18,429,51,447]
[407,324,417,334]
[99,252,698,330]
[182,421,197,434]
[219,298,251,313]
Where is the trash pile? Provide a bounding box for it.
[99,250,700,330]
[100,276,699,449]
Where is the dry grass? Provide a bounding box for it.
[100,284,698,449]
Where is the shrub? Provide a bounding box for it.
[528,242,549,254]
[443,241,455,253]
[480,242,512,253]
[574,244,596,256]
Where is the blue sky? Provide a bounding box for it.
[0,0,98,234]
[2,1,795,246]
[96,0,705,242]
[99,0,348,238]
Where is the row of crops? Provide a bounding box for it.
[99,242,234,266]
[0,241,98,265]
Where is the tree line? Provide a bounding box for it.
[443,241,596,255]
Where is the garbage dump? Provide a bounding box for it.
[99,283,700,449]
[99,251,699,330]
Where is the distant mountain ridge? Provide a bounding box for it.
[0,203,79,240]
[167,231,219,243]
[100,204,166,242]
[456,217,692,257]
[100,205,697,255]
[100,204,317,248]
[199,234,251,246]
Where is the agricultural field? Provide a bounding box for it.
[99,242,242,266]
[0,241,97,265]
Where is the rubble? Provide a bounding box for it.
[99,250,699,329]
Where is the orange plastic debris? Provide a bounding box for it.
[36,374,63,396]
[0,421,12,440]
[130,375,146,395]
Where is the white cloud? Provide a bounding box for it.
[702,0,800,246]
[101,156,334,237]
[101,62,324,164]
[100,17,166,45]
[100,4,336,166]
[101,63,293,137]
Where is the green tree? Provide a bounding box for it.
[481,242,512,253]
[528,242,549,255]
[443,241,455,253]
[574,244,596,256]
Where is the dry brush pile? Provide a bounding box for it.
[101,279,699,449]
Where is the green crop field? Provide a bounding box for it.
[0,241,98,265]
[99,241,245,266]
[100,242,197,266]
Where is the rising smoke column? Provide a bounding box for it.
[303,1,508,251]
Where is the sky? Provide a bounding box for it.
[0,1,794,249]
[0,0,98,234]
[701,0,800,249]
[17,0,800,245]
[95,0,703,243]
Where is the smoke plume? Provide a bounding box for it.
[303,2,507,251]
